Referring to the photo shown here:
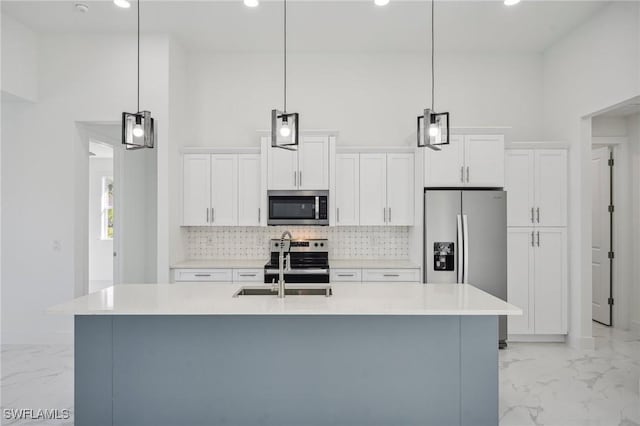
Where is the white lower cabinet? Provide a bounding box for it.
[174,269,233,282]
[362,269,420,282]
[507,227,567,335]
[233,269,264,283]
[330,269,362,282]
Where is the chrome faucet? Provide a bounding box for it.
[276,231,292,298]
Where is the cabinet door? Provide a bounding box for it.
[464,135,505,187]
[386,153,414,226]
[533,228,567,334]
[359,154,387,225]
[238,154,262,226]
[267,143,298,190]
[505,150,535,227]
[182,154,211,226]
[335,154,360,226]
[534,150,567,227]
[210,155,238,226]
[424,135,464,187]
[507,228,534,334]
[298,136,329,190]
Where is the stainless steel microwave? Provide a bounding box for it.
[267,190,329,226]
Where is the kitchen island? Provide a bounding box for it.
[49,283,520,426]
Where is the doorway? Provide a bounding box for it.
[89,141,115,292]
[591,146,613,325]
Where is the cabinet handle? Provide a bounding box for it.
[536,231,540,247]
[337,273,355,277]
[239,273,257,277]
[299,171,302,187]
[206,208,209,223]
[536,207,540,223]
[258,208,261,224]
[530,207,534,224]
[531,231,535,247]
[211,208,215,223]
[460,166,464,183]
[337,207,340,223]
[383,274,400,277]
[194,274,211,277]
[388,207,392,223]
[466,166,470,183]
[383,208,387,223]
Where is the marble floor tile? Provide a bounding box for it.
[1,323,638,425]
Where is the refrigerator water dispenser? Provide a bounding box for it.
[433,242,455,271]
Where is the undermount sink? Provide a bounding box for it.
[233,285,332,297]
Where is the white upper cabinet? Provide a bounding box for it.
[359,154,387,226]
[424,134,504,188]
[210,155,238,226]
[534,150,567,227]
[424,135,465,187]
[464,135,505,187]
[505,150,535,227]
[182,152,263,227]
[358,152,414,226]
[183,154,211,226]
[335,153,360,226]
[505,149,567,227]
[267,143,298,190]
[298,136,330,190]
[386,153,414,226]
[237,154,262,226]
[267,136,330,190]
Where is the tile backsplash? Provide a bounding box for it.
[183,226,410,260]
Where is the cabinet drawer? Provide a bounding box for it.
[331,269,362,282]
[362,269,420,282]
[233,269,264,282]
[173,269,233,282]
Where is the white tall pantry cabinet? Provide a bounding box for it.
[505,148,568,337]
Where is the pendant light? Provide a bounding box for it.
[271,0,299,150]
[122,0,155,150]
[417,0,449,150]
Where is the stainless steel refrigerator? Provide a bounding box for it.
[424,190,508,348]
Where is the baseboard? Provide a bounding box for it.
[568,333,595,350]
[631,320,640,338]
[508,334,566,343]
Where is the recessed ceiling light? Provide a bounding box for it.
[504,0,521,6]
[114,0,131,9]
[244,0,259,7]
[74,2,89,13]
[375,0,390,6]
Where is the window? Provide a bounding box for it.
[100,176,114,240]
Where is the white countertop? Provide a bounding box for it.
[171,259,419,269]
[48,283,522,316]
[171,259,267,269]
[329,259,419,269]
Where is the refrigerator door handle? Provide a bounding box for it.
[456,214,463,283]
[462,214,469,284]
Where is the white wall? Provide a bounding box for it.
[1,33,171,343]
[186,52,543,147]
[542,1,640,347]
[88,157,113,283]
[1,14,38,101]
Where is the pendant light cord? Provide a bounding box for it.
[137,0,141,113]
[431,0,435,110]
[283,0,287,113]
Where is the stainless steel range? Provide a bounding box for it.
[264,239,330,284]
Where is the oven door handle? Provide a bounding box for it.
[264,268,329,275]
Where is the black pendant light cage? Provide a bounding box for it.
[417,0,450,150]
[122,0,156,150]
[271,0,299,150]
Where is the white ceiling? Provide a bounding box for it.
[2,0,608,53]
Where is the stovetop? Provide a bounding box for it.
[264,239,329,270]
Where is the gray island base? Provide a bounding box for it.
[76,314,498,426]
